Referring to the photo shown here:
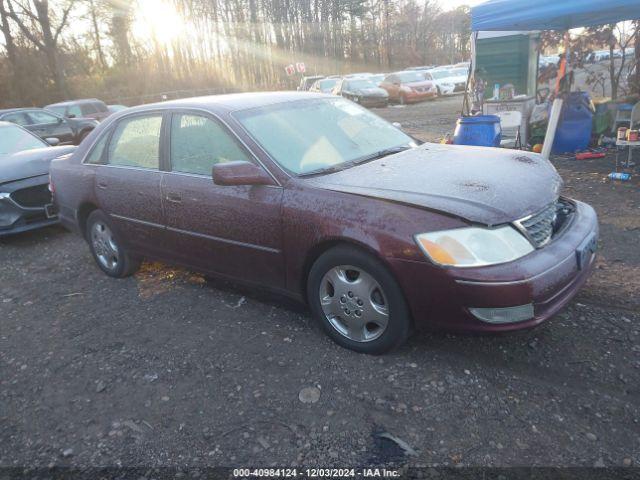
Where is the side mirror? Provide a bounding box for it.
[212,161,276,187]
[45,137,60,146]
[392,122,402,129]
[67,114,76,119]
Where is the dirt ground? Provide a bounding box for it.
[1,96,639,471]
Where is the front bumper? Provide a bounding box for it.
[388,200,599,332]
[357,96,389,108]
[0,176,58,237]
[405,90,437,102]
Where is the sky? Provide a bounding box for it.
[439,0,486,10]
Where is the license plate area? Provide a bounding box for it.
[576,232,597,270]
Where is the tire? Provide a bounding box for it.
[86,210,140,278]
[399,94,406,105]
[436,86,442,97]
[307,245,412,354]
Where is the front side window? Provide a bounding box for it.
[0,124,46,155]
[28,110,60,124]
[108,114,162,169]
[170,114,250,176]
[235,98,414,175]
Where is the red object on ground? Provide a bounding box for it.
[575,152,606,160]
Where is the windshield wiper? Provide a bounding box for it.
[299,146,411,177]
[351,145,411,165]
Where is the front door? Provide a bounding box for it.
[26,110,75,145]
[161,111,285,287]
[94,112,166,255]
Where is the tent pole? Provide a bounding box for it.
[542,98,563,159]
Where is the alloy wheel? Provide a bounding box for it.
[91,221,120,271]
[319,265,389,342]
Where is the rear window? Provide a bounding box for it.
[81,103,99,115]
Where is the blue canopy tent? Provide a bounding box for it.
[469,0,640,158]
[472,0,640,32]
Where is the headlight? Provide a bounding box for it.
[0,192,10,200]
[414,226,534,267]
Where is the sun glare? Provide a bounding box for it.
[133,0,185,46]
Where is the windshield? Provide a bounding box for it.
[451,68,468,76]
[235,98,413,175]
[429,70,452,80]
[318,79,338,91]
[397,71,426,83]
[0,124,47,155]
[345,79,377,90]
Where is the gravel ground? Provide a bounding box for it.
[1,97,639,470]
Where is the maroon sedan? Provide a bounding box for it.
[49,92,598,354]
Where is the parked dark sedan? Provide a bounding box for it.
[49,93,598,354]
[45,98,111,122]
[0,122,75,236]
[331,78,389,107]
[0,108,98,145]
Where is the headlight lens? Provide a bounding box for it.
[415,226,534,267]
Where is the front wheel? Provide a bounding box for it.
[86,210,140,278]
[307,245,412,354]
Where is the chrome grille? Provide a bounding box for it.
[516,203,557,248]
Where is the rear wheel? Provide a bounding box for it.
[86,210,140,278]
[307,245,411,354]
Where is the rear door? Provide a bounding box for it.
[94,112,166,255]
[161,111,284,287]
[25,110,74,144]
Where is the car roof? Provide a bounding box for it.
[45,98,104,108]
[117,92,334,115]
[0,107,43,115]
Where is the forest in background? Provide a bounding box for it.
[0,0,471,108]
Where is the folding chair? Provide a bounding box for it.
[496,110,522,149]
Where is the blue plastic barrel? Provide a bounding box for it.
[453,115,501,147]
[552,92,593,154]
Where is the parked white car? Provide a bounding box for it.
[423,68,468,96]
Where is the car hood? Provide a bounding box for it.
[303,143,562,225]
[0,146,76,185]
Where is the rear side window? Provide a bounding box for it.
[108,114,162,169]
[85,132,109,165]
[1,112,31,126]
[170,113,250,176]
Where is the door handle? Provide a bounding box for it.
[166,193,182,204]
[97,181,108,189]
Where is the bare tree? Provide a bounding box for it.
[5,0,75,98]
